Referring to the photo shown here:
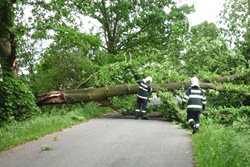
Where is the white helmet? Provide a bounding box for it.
[190,77,199,87]
[144,76,152,83]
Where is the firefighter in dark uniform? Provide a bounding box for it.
[182,77,206,134]
[135,76,153,119]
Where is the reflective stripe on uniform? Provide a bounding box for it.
[135,109,140,112]
[187,105,202,109]
[137,95,147,99]
[142,110,146,113]
[188,119,194,123]
[141,83,148,88]
[203,96,207,104]
[189,95,203,99]
[191,89,201,93]
[139,86,148,91]
[183,95,189,102]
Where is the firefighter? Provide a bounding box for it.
[135,76,153,119]
[182,77,206,134]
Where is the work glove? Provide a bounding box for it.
[180,102,185,110]
[202,104,206,111]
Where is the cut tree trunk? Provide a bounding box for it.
[36,81,250,105]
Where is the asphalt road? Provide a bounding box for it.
[0,117,194,167]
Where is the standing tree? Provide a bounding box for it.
[219,0,250,67]
[181,22,245,75]
[0,0,18,78]
[81,0,193,54]
[0,0,40,123]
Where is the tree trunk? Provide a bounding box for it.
[0,1,18,78]
[36,75,250,104]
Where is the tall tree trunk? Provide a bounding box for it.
[0,0,18,78]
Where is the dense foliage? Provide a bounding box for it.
[0,77,40,124]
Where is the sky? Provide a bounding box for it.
[186,0,226,26]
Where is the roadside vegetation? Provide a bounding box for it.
[0,103,110,151]
[192,123,250,167]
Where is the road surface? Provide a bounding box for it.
[0,117,194,167]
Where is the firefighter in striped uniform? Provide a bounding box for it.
[182,77,206,134]
[135,76,153,119]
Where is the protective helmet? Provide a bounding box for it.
[190,77,199,87]
[144,76,152,83]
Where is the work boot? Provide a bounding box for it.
[188,119,195,128]
[192,125,199,134]
[135,110,140,119]
[136,112,143,119]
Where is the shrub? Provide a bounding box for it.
[0,77,40,123]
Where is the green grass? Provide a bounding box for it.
[192,124,250,167]
[0,102,110,151]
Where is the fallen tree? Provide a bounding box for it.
[35,72,250,125]
[36,70,250,104]
[36,81,250,105]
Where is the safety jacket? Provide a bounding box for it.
[183,86,206,111]
[137,80,152,99]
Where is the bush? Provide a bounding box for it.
[0,77,40,123]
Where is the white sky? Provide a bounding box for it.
[186,0,226,26]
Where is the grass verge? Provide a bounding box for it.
[0,102,111,151]
[192,124,250,167]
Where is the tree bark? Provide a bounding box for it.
[0,1,18,78]
[36,79,250,104]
